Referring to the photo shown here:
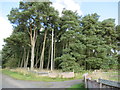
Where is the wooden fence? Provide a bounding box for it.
[84,74,120,89]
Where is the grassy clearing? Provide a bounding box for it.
[2,69,87,82]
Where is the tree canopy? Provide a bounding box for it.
[2,1,119,72]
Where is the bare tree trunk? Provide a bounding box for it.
[18,52,23,67]
[47,44,51,70]
[31,42,35,70]
[54,41,56,60]
[25,49,29,68]
[53,38,56,69]
[35,43,42,68]
[40,29,47,69]
[21,55,24,68]
[51,29,54,71]
[21,48,25,68]
[29,25,37,70]
[34,41,39,68]
[24,48,26,68]
[18,60,20,68]
[35,59,39,68]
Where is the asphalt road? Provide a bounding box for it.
[1,73,83,88]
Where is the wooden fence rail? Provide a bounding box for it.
[99,79,120,88]
[84,73,120,89]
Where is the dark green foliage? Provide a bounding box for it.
[56,54,81,72]
[2,1,119,71]
[58,13,118,71]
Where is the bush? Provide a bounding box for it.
[5,57,18,68]
[56,54,81,73]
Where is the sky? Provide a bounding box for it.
[0,0,119,50]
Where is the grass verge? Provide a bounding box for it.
[66,83,87,90]
[2,69,84,82]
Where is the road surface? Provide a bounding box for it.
[1,73,83,88]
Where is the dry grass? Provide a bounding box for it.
[9,68,61,74]
[2,68,79,81]
[6,68,119,82]
[33,68,62,73]
[86,70,119,82]
[2,68,87,81]
[10,68,29,75]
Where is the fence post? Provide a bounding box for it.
[84,73,88,88]
[99,77,102,89]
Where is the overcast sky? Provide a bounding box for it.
[0,0,119,50]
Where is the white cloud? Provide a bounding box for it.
[0,17,13,50]
[80,0,119,2]
[52,0,82,16]
[0,0,22,2]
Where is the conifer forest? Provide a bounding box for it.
[2,1,120,72]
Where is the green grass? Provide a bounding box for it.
[70,83,85,88]
[2,69,84,82]
[66,83,87,90]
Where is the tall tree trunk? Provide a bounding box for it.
[18,52,23,67]
[31,42,35,70]
[18,59,21,68]
[18,57,21,68]
[47,44,51,70]
[21,47,25,68]
[35,43,42,68]
[25,49,30,68]
[40,29,47,69]
[35,42,39,68]
[53,38,56,69]
[29,25,37,70]
[24,48,26,68]
[51,29,54,71]
[21,55,24,68]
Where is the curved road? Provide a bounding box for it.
[1,73,83,88]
